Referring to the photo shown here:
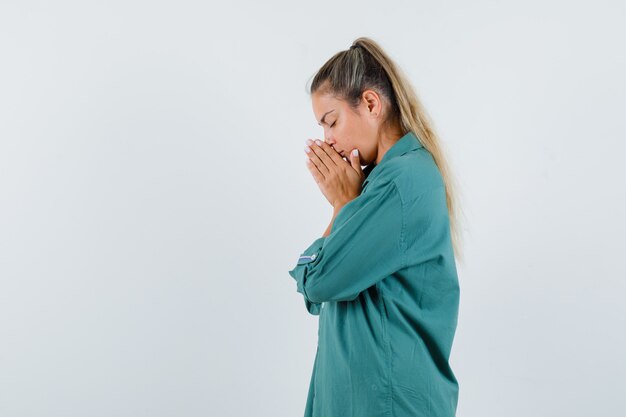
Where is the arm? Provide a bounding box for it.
[288,178,406,306]
[322,203,347,237]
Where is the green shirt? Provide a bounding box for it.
[288,131,460,417]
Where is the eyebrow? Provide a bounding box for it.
[317,109,335,126]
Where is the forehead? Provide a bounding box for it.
[312,92,341,120]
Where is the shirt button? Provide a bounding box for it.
[371,384,378,390]
[310,253,317,260]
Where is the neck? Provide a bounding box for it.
[375,127,405,165]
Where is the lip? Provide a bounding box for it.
[331,146,346,158]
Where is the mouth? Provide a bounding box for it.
[332,147,347,158]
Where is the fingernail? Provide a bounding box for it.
[315,139,322,146]
[306,139,313,146]
[352,149,358,156]
[304,146,311,153]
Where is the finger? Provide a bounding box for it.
[349,148,361,172]
[310,139,339,172]
[316,140,346,166]
[306,156,324,183]
[305,144,328,179]
[306,142,330,176]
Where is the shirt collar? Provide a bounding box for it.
[362,131,424,188]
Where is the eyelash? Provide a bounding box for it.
[330,121,336,128]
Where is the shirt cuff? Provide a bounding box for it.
[288,236,327,315]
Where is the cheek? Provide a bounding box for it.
[337,126,353,143]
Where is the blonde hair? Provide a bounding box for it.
[307,36,465,263]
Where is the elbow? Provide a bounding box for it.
[294,262,360,303]
[303,279,359,303]
[303,283,325,304]
[300,275,324,303]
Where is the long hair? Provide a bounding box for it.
[307,36,465,263]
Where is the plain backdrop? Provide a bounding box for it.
[1,1,625,416]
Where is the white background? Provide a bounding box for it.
[1,1,625,416]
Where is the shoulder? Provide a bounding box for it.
[375,149,444,203]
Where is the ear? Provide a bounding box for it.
[361,89,382,118]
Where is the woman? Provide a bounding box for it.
[288,37,463,417]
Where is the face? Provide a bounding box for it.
[311,88,384,166]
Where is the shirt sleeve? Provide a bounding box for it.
[287,236,327,315]
[288,178,406,307]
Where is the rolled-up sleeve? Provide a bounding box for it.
[288,178,406,309]
[288,236,327,315]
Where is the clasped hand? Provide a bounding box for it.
[305,139,365,209]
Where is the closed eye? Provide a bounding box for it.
[330,121,336,128]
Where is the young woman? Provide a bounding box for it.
[288,37,463,417]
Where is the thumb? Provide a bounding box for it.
[350,148,360,171]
